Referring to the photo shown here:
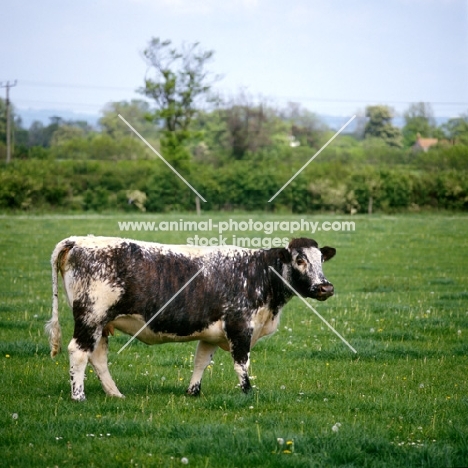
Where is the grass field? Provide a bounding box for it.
[0,212,467,467]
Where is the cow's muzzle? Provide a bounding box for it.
[314,283,334,301]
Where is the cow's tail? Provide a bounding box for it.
[45,240,71,358]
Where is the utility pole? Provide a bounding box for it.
[1,80,18,163]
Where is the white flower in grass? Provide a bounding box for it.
[181,457,189,464]
[332,422,341,433]
[12,413,18,420]
[277,438,284,446]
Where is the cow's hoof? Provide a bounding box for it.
[186,383,201,396]
[72,394,86,402]
[241,377,252,394]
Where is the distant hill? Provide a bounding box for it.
[17,108,100,128]
[17,107,450,133]
[319,114,450,132]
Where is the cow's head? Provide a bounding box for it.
[279,238,336,301]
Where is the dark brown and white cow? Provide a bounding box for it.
[46,236,335,401]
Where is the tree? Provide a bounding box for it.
[364,105,402,147]
[27,117,90,149]
[282,102,327,148]
[442,113,468,145]
[222,93,274,159]
[0,98,22,153]
[99,100,154,140]
[139,37,218,166]
[402,102,436,147]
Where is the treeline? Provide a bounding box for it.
[1,98,468,214]
[1,37,468,214]
[3,99,468,162]
[1,145,467,213]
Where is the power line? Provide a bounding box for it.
[20,80,136,92]
[1,80,18,163]
[16,80,468,108]
[274,95,468,107]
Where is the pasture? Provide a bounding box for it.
[0,212,467,467]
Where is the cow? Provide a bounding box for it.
[45,236,336,401]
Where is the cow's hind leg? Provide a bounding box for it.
[187,341,218,396]
[89,335,124,398]
[68,312,106,401]
[68,337,89,401]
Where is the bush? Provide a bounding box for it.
[83,187,110,211]
[0,159,467,213]
[379,170,412,211]
[0,172,40,209]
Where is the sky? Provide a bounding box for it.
[1,0,467,125]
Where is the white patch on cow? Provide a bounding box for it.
[233,352,250,385]
[250,306,280,346]
[68,235,249,261]
[62,269,80,307]
[84,280,123,326]
[68,236,121,250]
[109,314,230,348]
[303,247,324,284]
[61,271,73,307]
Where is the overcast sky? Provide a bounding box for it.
[2,0,467,121]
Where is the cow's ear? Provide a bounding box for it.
[321,246,336,262]
[278,248,292,264]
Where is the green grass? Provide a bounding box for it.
[0,212,467,467]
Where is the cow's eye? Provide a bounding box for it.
[296,257,306,266]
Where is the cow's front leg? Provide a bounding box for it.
[187,341,218,396]
[89,335,124,398]
[225,323,252,393]
[234,351,251,393]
